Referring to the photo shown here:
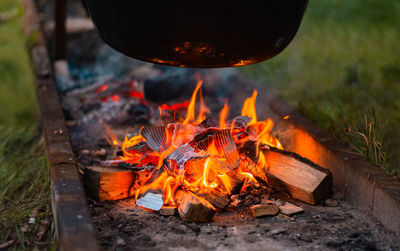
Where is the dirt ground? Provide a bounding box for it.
[89,195,398,251]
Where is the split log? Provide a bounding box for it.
[195,189,230,210]
[175,190,216,223]
[245,145,332,205]
[83,166,150,201]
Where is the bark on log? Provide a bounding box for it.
[175,190,216,223]
[82,166,141,201]
[246,146,332,205]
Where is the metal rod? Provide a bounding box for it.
[54,0,67,60]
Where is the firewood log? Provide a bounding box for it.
[82,166,149,201]
[194,189,230,209]
[245,145,332,205]
[175,190,216,223]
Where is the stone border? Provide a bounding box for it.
[23,0,99,250]
[258,87,400,236]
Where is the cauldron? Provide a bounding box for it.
[84,1,308,67]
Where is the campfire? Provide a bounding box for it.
[83,79,332,223]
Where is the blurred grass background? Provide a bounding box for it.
[0,0,54,249]
[242,0,400,176]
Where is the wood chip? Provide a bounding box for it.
[250,204,279,217]
[279,202,304,216]
[325,199,338,207]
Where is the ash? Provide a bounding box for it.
[90,196,397,251]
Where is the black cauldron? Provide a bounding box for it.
[84,1,308,68]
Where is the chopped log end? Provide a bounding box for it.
[175,190,216,223]
[250,204,279,217]
[159,206,178,216]
[278,202,304,216]
[246,146,332,205]
[83,166,135,202]
[196,189,230,209]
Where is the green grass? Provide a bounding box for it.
[241,0,400,176]
[0,0,54,249]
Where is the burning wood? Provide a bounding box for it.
[83,166,151,201]
[88,80,332,222]
[194,189,230,210]
[83,166,135,201]
[244,144,332,205]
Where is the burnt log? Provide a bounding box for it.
[245,145,332,205]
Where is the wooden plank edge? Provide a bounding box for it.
[23,0,99,250]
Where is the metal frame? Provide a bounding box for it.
[23,0,99,250]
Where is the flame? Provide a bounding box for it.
[241,90,258,125]
[182,80,203,125]
[109,80,285,210]
[219,99,229,129]
[195,88,210,124]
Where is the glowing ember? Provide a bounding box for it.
[105,80,282,208]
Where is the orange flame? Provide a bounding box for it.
[195,88,210,124]
[241,90,258,125]
[219,99,229,129]
[183,80,203,125]
[110,80,285,209]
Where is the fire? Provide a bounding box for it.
[219,99,229,129]
[241,89,258,125]
[108,81,283,209]
[182,80,203,125]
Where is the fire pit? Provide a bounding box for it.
[25,0,400,250]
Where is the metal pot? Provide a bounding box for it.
[84,1,308,68]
